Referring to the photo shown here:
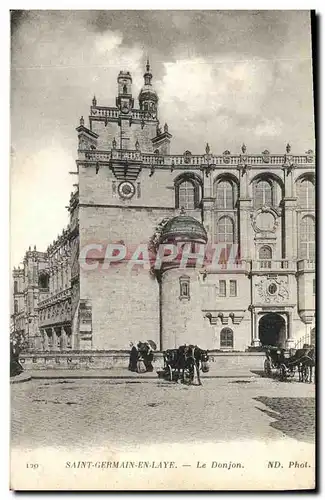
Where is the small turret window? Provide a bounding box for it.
[179,276,190,300]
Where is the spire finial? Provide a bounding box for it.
[286,143,291,154]
[92,95,97,107]
[80,116,84,126]
[205,143,210,155]
[143,57,152,85]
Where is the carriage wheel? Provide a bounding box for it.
[264,359,272,377]
[279,365,286,381]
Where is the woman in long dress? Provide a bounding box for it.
[128,342,138,372]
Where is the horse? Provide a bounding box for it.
[183,345,209,385]
[287,344,315,383]
[297,345,315,383]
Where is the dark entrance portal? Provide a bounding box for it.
[258,313,286,347]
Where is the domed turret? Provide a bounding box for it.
[159,212,208,350]
[160,213,207,245]
[139,59,158,117]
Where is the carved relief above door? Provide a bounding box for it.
[255,275,289,303]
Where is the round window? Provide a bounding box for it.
[268,283,277,295]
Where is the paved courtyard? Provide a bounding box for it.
[11,376,315,450]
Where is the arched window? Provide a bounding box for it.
[216,216,234,243]
[300,216,315,259]
[179,181,195,210]
[220,328,234,348]
[14,300,18,314]
[123,84,127,94]
[298,179,315,208]
[216,180,234,209]
[38,274,49,290]
[254,180,273,208]
[14,281,18,294]
[175,175,202,209]
[259,245,272,268]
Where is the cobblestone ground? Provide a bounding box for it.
[11,377,315,449]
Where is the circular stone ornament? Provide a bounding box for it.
[118,181,135,199]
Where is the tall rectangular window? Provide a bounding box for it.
[219,280,226,297]
[229,280,237,297]
[313,279,316,295]
[179,276,190,300]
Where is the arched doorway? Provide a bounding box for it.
[258,313,286,347]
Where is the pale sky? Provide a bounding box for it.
[10,10,315,267]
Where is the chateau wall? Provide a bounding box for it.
[90,117,158,152]
[79,165,203,210]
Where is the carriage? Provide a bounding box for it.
[264,346,297,381]
[162,346,209,384]
[264,345,315,382]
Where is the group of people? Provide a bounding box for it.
[128,341,155,373]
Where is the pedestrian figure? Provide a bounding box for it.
[128,342,138,372]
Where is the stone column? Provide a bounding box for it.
[252,309,261,347]
[285,310,294,348]
[42,329,48,351]
[61,326,66,350]
[201,167,214,244]
[52,326,59,351]
[46,329,52,351]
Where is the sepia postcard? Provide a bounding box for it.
[10,9,316,491]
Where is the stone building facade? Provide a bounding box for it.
[12,62,316,354]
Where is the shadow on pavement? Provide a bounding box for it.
[250,370,268,378]
[254,396,315,443]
